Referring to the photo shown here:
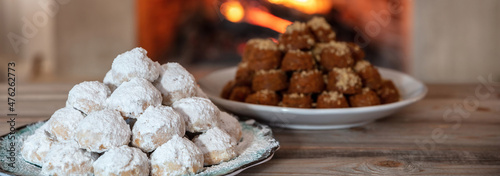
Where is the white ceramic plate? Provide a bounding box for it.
[199,67,427,130]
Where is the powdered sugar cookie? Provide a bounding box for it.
[154,63,197,105]
[106,78,162,119]
[103,70,120,91]
[75,109,131,153]
[21,125,54,166]
[193,127,237,165]
[66,81,111,114]
[218,112,242,143]
[150,135,204,176]
[41,141,98,176]
[132,106,185,152]
[93,145,150,176]
[172,97,220,133]
[46,107,85,141]
[110,47,161,86]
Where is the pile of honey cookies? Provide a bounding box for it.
[21,47,242,176]
[222,17,400,108]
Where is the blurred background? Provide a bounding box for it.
[0,0,499,84]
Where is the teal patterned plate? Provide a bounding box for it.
[0,120,279,176]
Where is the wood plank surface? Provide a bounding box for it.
[1,84,499,175]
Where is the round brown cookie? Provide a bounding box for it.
[243,39,282,71]
[327,68,362,94]
[376,80,400,104]
[282,93,313,108]
[319,41,354,69]
[221,80,236,99]
[289,70,325,94]
[346,42,365,61]
[281,50,316,71]
[245,90,281,106]
[306,16,336,43]
[242,38,279,62]
[354,60,382,89]
[316,91,350,108]
[349,88,381,107]
[278,22,316,51]
[229,86,252,102]
[252,69,288,91]
[235,62,254,86]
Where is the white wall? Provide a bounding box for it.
[55,0,136,80]
[0,0,56,81]
[412,0,500,83]
[0,0,135,82]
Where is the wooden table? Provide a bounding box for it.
[1,84,499,175]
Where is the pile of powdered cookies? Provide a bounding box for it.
[221,17,400,108]
[20,47,242,176]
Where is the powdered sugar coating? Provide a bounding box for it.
[154,63,197,105]
[46,107,85,141]
[193,127,237,165]
[111,47,161,86]
[41,141,98,176]
[93,145,150,176]
[21,127,55,166]
[75,109,131,153]
[103,70,120,91]
[218,112,242,143]
[132,106,185,153]
[107,78,162,119]
[172,97,220,133]
[66,81,111,114]
[150,136,204,176]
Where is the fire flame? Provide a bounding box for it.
[220,1,245,23]
[245,7,292,33]
[267,0,333,14]
[220,1,292,33]
[220,0,333,33]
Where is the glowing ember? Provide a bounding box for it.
[220,1,245,23]
[219,0,294,33]
[245,7,292,33]
[267,0,333,14]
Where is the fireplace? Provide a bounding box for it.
[137,0,410,70]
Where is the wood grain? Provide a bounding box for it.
[1,84,499,175]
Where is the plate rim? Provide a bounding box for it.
[198,66,428,114]
[0,120,280,176]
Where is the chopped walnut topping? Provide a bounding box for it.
[312,43,331,61]
[354,60,371,72]
[299,70,321,78]
[362,87,371,93]
[288,93,305,98]
[284,21,308,34]
[255,69,282,75]
[333,68,361,91]
[238,62,248,68]
[326,41,350,56]
[321,91,344,102]
[259,89,275,94]
[247,39,278,50]
[288,50,312,56]
[307,16,331,30]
